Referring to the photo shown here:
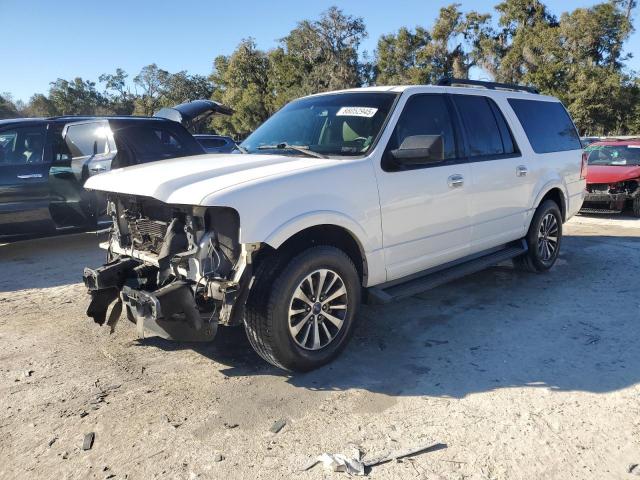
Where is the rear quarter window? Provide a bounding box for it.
[508,99,581,154]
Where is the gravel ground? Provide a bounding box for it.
[0,214,639,480]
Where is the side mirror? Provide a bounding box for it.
[390,135,444,165]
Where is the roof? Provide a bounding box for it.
[0,115,173,128]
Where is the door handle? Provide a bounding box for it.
[516,165,528,177]
[447,174,464,188]
[17,174,43,179]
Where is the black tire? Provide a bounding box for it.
[632,197,640,217]
[244,246,361,371]
[514,199,563,273]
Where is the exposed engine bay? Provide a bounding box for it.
[83,194,259,341]
[583,179,640,212]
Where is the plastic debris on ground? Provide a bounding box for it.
[305,442,447,475]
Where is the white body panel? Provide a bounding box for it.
[85,84,585,288]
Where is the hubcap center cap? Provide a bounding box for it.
[312,302,322,314]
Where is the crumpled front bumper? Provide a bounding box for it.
[83,257,217,342]
[584,192,632,203]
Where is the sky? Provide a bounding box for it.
[1,0,638,103]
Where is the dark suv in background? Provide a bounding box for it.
[0,100,234,237]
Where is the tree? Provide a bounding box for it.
[564,67,638,135]
[210,39,273,137]
[374,4,491,85]
[133,64,170,116]
[22,94,58,117]
[476,0,557,83]
[277,7,368,94]
[160,72,213,107]
[99,68,135,115]
[47,78,106,115]
[560,2,634,69]
[0,93,19,119]
[375,27,431,85]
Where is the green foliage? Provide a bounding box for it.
[0,93,19,118]
[279,6,367,93]
[99,68,135,115]
[374,4,491,85]
[210,39,273,138]
[1,2,639,136]
[48,77,107,115]
[22,94,58,117]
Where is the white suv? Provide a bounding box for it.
[82,79,586,371]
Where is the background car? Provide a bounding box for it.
[0,100,234,237]
[193,134,237,153]
[580,136,601,147]
[582,138,640,216]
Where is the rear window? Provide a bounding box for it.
[199,138,229,148]
[453,95,517,157]
[508,99,581,154]
[113,124,203,164]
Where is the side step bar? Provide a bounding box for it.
[367,240,527,304]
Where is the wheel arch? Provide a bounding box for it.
[534,185,568,222]
[262,217,371,285]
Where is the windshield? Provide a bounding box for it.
[586,144,640,166]
[241,92,398,157]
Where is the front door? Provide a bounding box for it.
[375,93,472,282]
[0,124,52,235]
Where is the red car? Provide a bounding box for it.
[583,139,640,216]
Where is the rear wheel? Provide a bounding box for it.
[244,246,361,371]
[514,200,563,272]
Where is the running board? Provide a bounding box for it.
[367,240,527,304]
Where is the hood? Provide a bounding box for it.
[587,165,640,184]
[84,153,340,205]
[154,100,233,130]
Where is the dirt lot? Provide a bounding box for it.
[1,215,639,480]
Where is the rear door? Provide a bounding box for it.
[0,124,52,235]
[451,94,531,253]
[376,93,472,281]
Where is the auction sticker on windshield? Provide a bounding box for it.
[336,107,378,118]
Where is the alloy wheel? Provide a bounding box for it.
[537,212,559,262]
[288,269,348,350]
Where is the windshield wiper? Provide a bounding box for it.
[257,143,327,159]
[234,143,248,154]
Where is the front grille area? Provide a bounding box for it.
[129,218,168,254]
[587,183,609,193]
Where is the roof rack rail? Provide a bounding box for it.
[437,78,539,94]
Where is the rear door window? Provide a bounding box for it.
[508,99,581,153]
[453,95,516,158]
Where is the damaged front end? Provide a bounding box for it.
[583,180,640,212]
[83,195,258,342]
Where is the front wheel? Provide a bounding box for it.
[632,197,640,217]
[514,200,563,273]
[244,246,361,371]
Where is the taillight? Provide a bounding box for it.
[580,152,588,180]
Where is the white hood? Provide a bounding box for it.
[84,153,338,205]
